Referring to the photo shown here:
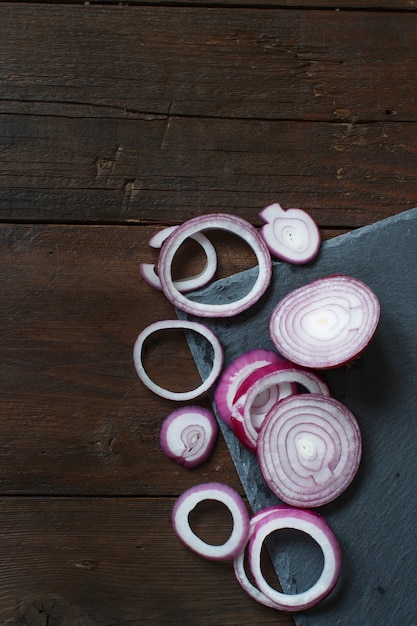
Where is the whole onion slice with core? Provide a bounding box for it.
[214,349,294,429]
[257,394,362,507]
[269,274,380,369]
[231,366,330,451]
[160,406,218,468]
[133,320,223,401]
[139,226,217,293]
[172,482,250,561]
[259,203,321,264]
[248,506,341,611]
[157,213,272,317]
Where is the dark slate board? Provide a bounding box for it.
[177,208,417,626]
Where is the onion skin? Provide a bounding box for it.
[247,506,341,611]
[257,394,362,508]
[259,203,321,265]
[157,213,272,317]
[269,274,380,369]
[172,482,250,561]
[160,406,218,468]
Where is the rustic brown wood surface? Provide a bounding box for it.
[0,0,415,624]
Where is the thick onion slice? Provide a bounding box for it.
[139,226,217,293]
[172,482,250,561]
[157,213,272,317]
[133,320,223,401]
[259,203,321,264]
[269,274,380,369]
[214,349,292,429]
[231,366,330,452]
[257,394,362,507]
[160,406,218,468]
[248,506,341,611]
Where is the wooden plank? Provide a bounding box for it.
[1,115,416,225]
[1,4,416,122]
[0,222,348,496]
[0,496,294,624]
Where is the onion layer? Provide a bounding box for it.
[247,506,341,611]
[269,274,380,369]
[133,320,223,401]
[172,482,250,561]
[139,226,217,292]
[214,349,293,429]
[259,203,321,264]
[231,366,330,451]
[257,394,362,507]
[160,406,218,468]
[157,213,272,317]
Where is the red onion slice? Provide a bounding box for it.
[231,366,330,451]
[139,226,217,292]
[133,320,223,401]
[234,507,293,610]
[160,406,218,468]
[259,203,321,264]
[269,274,380,369]
[172,482,250,561]
[214,349,292,429]
[157,213,272,317]
[248,506,341,611]
[257,394,362,507]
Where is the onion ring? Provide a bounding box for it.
[157,213,272,317]
[133,320,223,401]
[248,506,341,611]
[139,226,217,292]
[172,482,250,561]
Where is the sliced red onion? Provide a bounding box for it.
[160,406,218,468]
[214,349,292,429]
[248,506,341,611]
[133,320,223,401]
[269,274,380,369]
[139,226,217,292]
[233,507,293,610]
[257,394,362,508]
[259,203,321,264]
[172,482,250,561]
[157,213,272,317]
[231,366,330,451]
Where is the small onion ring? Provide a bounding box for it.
[133,320,223,401]
[159,406,218,468]
[157,213,272,317]
[257,394,362,507]
[139,226,217,293]
[248,506,341,611]
[269,274,380,369]
[172,482,250,561]
[234,507,292,610]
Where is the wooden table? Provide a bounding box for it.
[1,1,416,623]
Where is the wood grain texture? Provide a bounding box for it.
[1,0,413,623]
[0,497,293,625]
[1,4,417,224]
